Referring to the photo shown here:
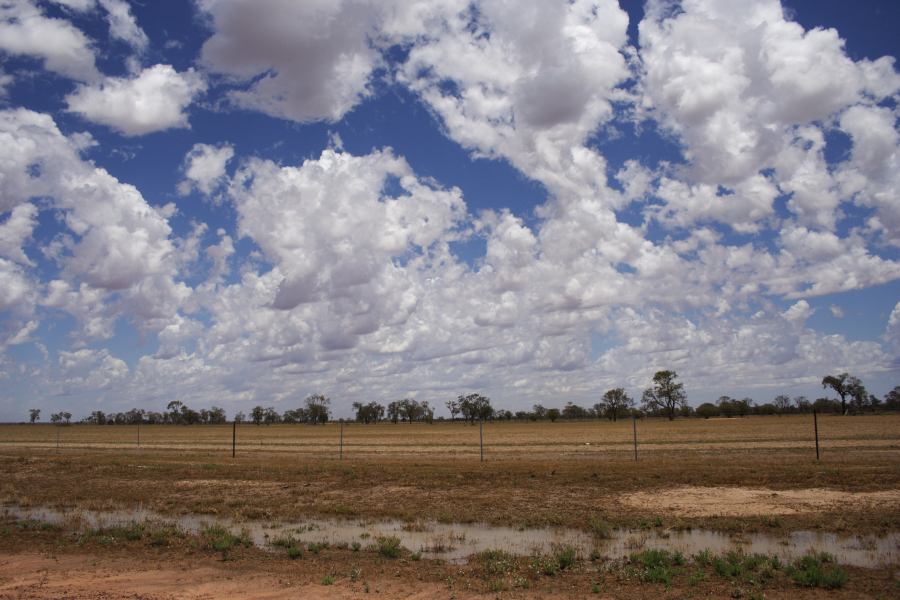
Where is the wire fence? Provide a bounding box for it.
[0,412,897,461]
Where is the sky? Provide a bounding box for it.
[0,0,898,421]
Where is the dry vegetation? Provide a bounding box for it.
[1,415,898,597]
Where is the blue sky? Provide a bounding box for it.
[0,0,898,421]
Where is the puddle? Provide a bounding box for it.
[3,504,898,568]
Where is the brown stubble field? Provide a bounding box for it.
[0,414,898,533]
[1,415,899,598]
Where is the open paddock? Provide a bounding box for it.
[1,414,897,459]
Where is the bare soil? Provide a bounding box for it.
[621,486,900,517]
[0,524,897,599]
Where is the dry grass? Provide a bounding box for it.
[2,413,897,458]
[0,415,898,535]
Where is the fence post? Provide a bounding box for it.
[340,421,344,460]
[137,423,140,449]
[232,420,236,458]
[632,415,638,461]
[813,408,820,460]
[480,420,484,462]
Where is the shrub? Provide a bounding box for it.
[475,549,516,577]
[554,545,577,570]
[788,553,847,589]
[376,536,402,558]
[588,516,612,539]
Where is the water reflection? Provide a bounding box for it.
[3,504,897,568]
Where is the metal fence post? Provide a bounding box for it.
[480,420,484,462]
[813,408,820,460]
[632,415,638,461]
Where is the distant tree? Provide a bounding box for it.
[717,396,736,417]
[885,386,900,411]
[641,370,687,421]
[208,406,227,424]
[263,407,281,425]
[180,406,201,425]
[597,388,634,422]
[50,412,62,424]
[562,402,588,420]
[387,401,401,424]
[457,394,493,423]
[546,408,560,422]
[399,398,423,423]
[250,405,265,425]
[696,403,719,419]
[793,396,810,413]
[89,410,107,425]
[847,377,869,413]
[755,403,776,416]
[234,411,246,424]
[304,394,330,424]
[734,397,753,418]
[28,408,40,424]
[445,399,460,421]
[532,404,547,420]
[62,411,71,424]
[353,401,385,424]
[813,397,841,413]
[166,400,184,424]
[822,373,852,415]
[773,395,792,415]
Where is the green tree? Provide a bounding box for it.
[696,403,719,419]
[847,377,868,413]
[387,400,401,423]
[166,400,184,424]
[885,386,900,411]
[28,408,40,424]
[445,399,460,421]
[250,405,265,425]
[641,370,687,421]
[353,401,385,424]
[546,408,560,422]
[773,394,792,415]
[263,407,281,424]
[457,393,493,424]
[822,373,852,415]
[304,394,330,424]
[596,388,634,422]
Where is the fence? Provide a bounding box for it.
[0,411,894,462]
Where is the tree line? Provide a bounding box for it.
[24,371,899,425]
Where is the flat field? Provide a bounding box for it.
[2,413,898,457]
[1,415,898,598]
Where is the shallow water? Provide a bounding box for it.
[3,504,897,568]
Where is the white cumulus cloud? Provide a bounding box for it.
[66,64,206,136]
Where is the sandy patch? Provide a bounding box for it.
[0,553,472,600]
[619,486,900,517]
